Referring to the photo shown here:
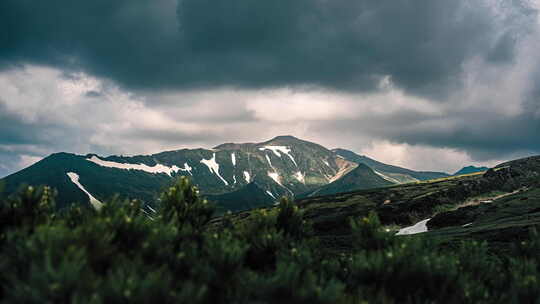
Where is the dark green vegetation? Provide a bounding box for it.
[207,182,274,215]
[0,152,170,209]
[288,156,539,251]
[2,175,540,303]
[1,154,540,303]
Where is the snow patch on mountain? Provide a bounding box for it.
[396,219,430,235]
[294,171,305,184]
[66,172,102,210]
[268,172,282,186]
[266,190,276,199]
[200,153,229,185]
[259,146,298,167]
[265,154,274,169]
[87,155,180,176]
[231,153,236,166]
[267,172,294,195]
[178,163,193,175]
[233,174,237,184]
[243,171,251,183]
[374,170,401,184]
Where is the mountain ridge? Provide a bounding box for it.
[1,136,450,212]
[333,148,450,182]
[454,165,489,176]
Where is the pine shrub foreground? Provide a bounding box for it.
[1,177,540,303]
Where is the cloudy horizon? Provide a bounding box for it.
[1,0,540,177]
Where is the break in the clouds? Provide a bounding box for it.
[0,0,539,177]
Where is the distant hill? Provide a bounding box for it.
[333,148,450,182]
[453,166,489,176]
[304,163,394,197]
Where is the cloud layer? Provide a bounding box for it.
[1,0,535,95]
[0,0,539,177]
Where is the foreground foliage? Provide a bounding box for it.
[1,177,540,303]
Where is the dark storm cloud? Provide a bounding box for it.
[0,0,535,97]
[1,0,539,176]
[313,107,540,162]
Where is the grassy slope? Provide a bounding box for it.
[207,182,275,215]
[426,186,540,246]
[305,163,394,197]
[223,156,540,252]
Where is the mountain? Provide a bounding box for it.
[333,148,450,182]
[1,136,456,212]
[1,136,361,210]
[453,166,489,176]
[304,163,394,197]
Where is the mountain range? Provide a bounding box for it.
[1,136,455,212]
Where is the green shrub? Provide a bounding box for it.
[1,179,540,303]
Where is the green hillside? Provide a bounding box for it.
[454,165,489,176]
[303,163,394,197]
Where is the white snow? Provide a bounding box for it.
[233,174,237,184]
[374,170,402,184]
[178,163,193,175]
[243,171,251,183]
[266,172,294,195]
[87,155,181,176]
[266,190,276,199]
[259,146,298,167]
[231,153,236,166]
[200,153,229,185]
[268,172,283,186]
[323,160,330,167]
[294,171,305,184]
[265,154,274,169]
[462,222,473,227]
[66,172,102,210]
[396,219,431,235]
[148,205,157,213]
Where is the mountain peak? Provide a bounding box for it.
[270,135,300,141]
[261,135,317,146]
[213,136,303,150]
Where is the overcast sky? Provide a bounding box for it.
[1,0,540,177]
